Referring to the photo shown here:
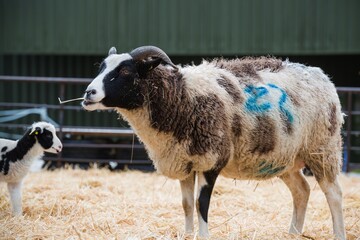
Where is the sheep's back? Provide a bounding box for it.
[119,59,343,181]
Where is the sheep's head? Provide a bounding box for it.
[82,46,177,111]
[29,122,63,154]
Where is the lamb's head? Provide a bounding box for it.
[29,122,62,154]
[82,46,177,111]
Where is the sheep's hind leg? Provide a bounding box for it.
[317,177,346,240]
[280,170,310,235]
[7,181,23,216]
[180,172,196,234]
[196,170,219,238]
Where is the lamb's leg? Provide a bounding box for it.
[317,177,346,240]
[180,172,195,234]
[280,170,310,234]
[196,170,218,238]
[7,181,23,216]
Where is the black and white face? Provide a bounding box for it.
[82,47,163,111]
[82,51,133,111]
[31,122,63,154]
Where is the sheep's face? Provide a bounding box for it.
[30,122,63,154]
[82,47,163,111]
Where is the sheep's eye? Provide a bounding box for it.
[120,68,130,75]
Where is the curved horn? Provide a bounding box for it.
[129,46,178,70]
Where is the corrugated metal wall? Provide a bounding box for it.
[1,0,359,55]
[1,0,360,129]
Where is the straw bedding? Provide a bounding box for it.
[0,168,359,239]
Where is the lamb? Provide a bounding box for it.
[82,46,345,239]
[0,122,62,215]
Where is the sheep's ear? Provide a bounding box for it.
[136,58,162,77]
[30,127,42,136]
[108,47,117,56]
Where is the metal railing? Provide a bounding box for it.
[1,76,360,171]
[336,87,360,171]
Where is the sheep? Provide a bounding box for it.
[82,46,345,239]
[0,122,62,215]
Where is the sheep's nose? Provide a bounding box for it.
[57,145,63,153]
[85,89,97,98]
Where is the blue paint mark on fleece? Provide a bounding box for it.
[244,83,294,124]
[258,161,285,176]
[267,83,294,124]
[244,85,272,113]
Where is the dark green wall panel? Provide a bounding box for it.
[1,0,359,55]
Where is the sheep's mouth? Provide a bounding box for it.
[45,147,62,154]
[82,100,98,106]
[81,99,110,111]
[52,147,62,153]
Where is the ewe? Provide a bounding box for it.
[82,46,345,239]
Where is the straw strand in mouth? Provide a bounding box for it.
[58,97,85,104]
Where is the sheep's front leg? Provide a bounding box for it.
[7,181,23,216]
[196,170,218,238]
[180,172,196,234]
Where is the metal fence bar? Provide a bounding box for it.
[0,75,92,84]
[63,143,144,149]
[43,157,152,165]
[337,87,360,93]
[0,102,80,110]
[346,92,352,171]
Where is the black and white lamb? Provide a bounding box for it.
[82,46,345,239]
[0,122,62,215]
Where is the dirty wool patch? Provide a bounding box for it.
[0,169,359,239]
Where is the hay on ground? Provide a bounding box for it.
[0,168,359,239]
